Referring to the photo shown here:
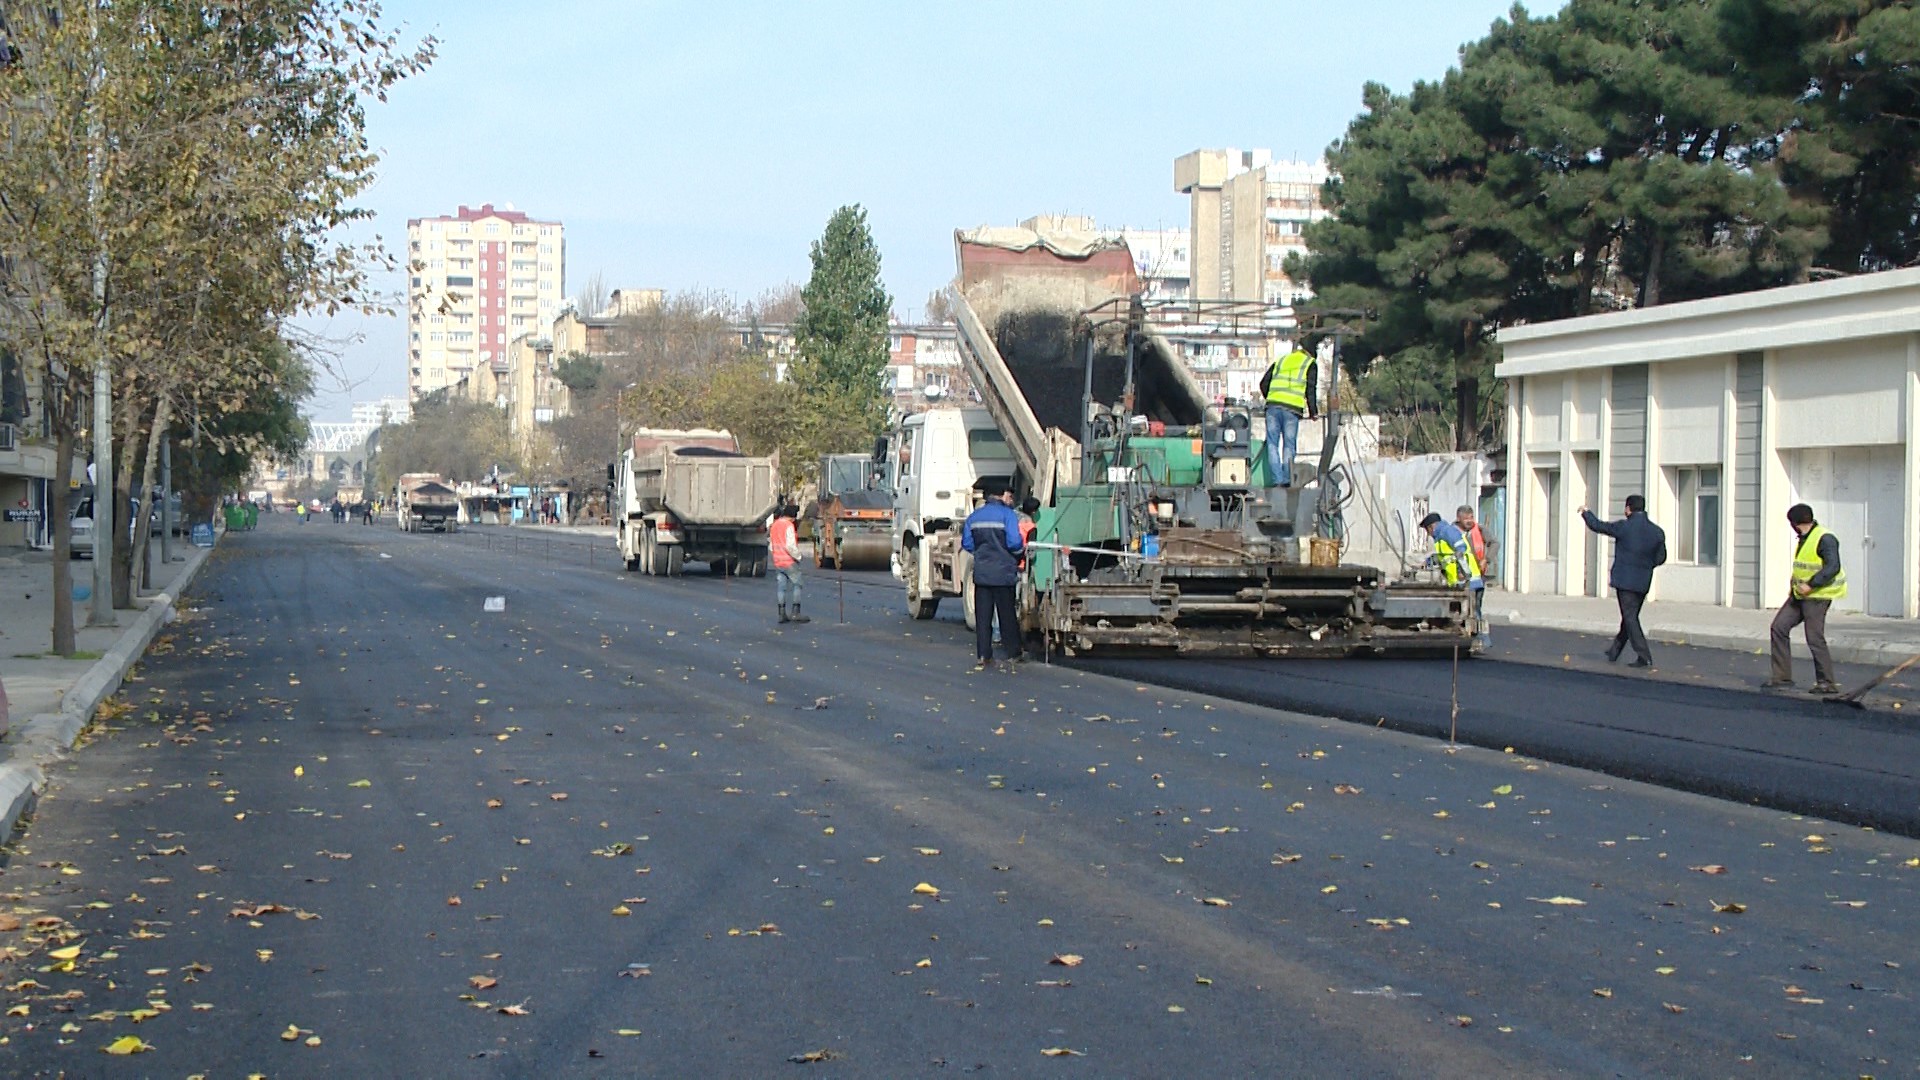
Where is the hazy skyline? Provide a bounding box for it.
[297,0,1565,420]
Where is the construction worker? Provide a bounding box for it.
[1420,512,1483,587]
[770,503,810,625]
[1455,504,1488,573]
[1580,495,1668,669]
[1259,345,1317,488]
[963,485,1026,670]
[1766,503,1845,694]
[1419,512,1485,645]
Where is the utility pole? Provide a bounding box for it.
[85,2,113,627]
[160,434,173,563]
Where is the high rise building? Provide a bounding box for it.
[1173,149,1328,306]
[405,203,564,399]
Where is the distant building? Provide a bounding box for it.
[351,397,412,427]
[1174,149,1328,305]
[406,203,565,400]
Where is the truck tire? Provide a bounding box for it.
[623,526,640,572]
[666,545,684,576]
[907,573,939,620]
[962,570,978,631]
[646,530,668,576]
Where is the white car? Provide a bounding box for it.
[68,498,96,559]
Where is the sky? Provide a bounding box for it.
[298,0,1565,420]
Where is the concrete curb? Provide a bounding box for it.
[0,540,218,841]
[1492,608,1913,667]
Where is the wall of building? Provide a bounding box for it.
[1498,268,1920,618]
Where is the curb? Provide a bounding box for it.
[0,540,218,841]
[1491,608,1913,667]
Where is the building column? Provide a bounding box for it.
[1905,334,1920,618]
[1506,377,1524,593]
[1718,356,1738,607]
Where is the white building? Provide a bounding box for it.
[1496,268,1920,618]
[406,204,565,400]
[351,397,412,427]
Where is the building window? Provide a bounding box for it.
[1673,465,1721,565]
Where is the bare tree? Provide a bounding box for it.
[923,289,954,324]
[573,271,610,318]
[743,282,805,326]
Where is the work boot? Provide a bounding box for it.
[789,606,811,624]
[1810,680,1842,695]
[777,605,791,624]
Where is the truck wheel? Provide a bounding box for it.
[907,578,939,620]
[962,571,977,631]
[646,531,668,576]
[666,546,684,576]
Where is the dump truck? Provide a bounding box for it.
[811,453,892,570]
[615,428,777,577]
[396,473,459,533]
[888,225,1476,657]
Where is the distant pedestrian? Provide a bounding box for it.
[1579,495,1668,669]
[1766,503,1845,694]
[295,503,307,525]
[1420,512,1486,645]
[962,485,1026,670]
[360,501,374,525]
[770,503,809,624]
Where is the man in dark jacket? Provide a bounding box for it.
[1580,494,1668,668]
[962,485,1026,670]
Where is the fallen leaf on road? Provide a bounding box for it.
[1333,784,1362,795]
[1041,1047,1084,1057]
[912,883,940,896]
[1655,966,1676,976]
[498,1002,531,1016]
[280,1024,306,1041]
[348,780,371,788]
[1710,900,1746,914]
[914,848,940,856]
[1050,954,1083,967]
[1200,897,1232,908]
[1689,865,1728,875]
[1663,1002,1686,1013]
[102,1035,152,1055]
[1492,785,1513,795]
[1593,988,1613,998]
[485,799,503,809]
[469,976,497,990]
[616,1028,643,1036]
[1035,979,1072,987]
[1528,897,1586,906]
[549,793,569,802]
[789,1049,840,1063]
[611,906,631,917]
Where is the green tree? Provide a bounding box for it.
[0,0,431,651]
[370,392,514,493]
[1723,0,1920,272]
[1294,0,1827,452]
[792,204,892,458]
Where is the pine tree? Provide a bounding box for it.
[792,205,893,457]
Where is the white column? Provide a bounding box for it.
[1905,334,1920,618]
[1718,356,1738,607]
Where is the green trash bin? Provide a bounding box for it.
[224,505,244,531]
[243,504,258,531]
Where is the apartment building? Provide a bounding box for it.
[406,204,564,399]
[1174,149,1329,305]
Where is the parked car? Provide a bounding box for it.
[68,497,95,559]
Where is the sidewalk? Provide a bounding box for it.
[0,537,218,837]
[1488,591,1920,667]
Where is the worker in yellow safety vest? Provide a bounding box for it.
[1765,503,1846,694]
[1259,346,1317,488]
[1419,512,1483,586]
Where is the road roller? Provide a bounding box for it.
[816,489,893,569]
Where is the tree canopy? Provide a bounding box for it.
[1292,0,1918,452]
[792,205,893,463]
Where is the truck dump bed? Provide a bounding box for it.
[627,428,778,528]
[951,228,1211,498]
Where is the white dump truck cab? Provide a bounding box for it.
[880,407,1017,620]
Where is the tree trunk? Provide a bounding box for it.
[111,398,138,609]
[1454,375,1480,452]
[50,420,78,656]
[129,392,170,595]
[1641,231,1666,308]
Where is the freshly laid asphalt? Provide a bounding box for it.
[0,516,1914,1076]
